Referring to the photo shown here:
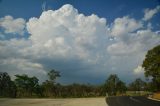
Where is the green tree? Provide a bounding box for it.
[142,45,160,91]
[42,80,54,97]
[128,78,146,91]
[105,74,125,96]
[14,74,39,97]
[34,84,44,97]
[42,69,61,97]
[116,80,127,94]
[48,69,61,84]
[145,82,156,92]
[0,72,17,97]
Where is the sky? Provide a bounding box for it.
[0,0,160,84]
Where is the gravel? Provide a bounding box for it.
[0,98,108,106]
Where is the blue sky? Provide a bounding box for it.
[0,0,160,84]
[0,0,159,22]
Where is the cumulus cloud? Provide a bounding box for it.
[26,4,108,60]
[107,29,160,55]
[0,4,109,83]
[111,16,142,38]
[133,66,144,75]
[0,58,46,81]
[0,4,160,83]
[108,10,160,56]
[143,5,160,21]
[0,39,47,81]
[0,15,26,35]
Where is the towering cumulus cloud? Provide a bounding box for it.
[0,4,160,83]
[26,4,108,59]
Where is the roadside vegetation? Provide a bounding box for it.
[0,45,160,98]
[152,93,160,100]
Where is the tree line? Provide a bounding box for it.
[0,45,160,98]
[0,71,155,98]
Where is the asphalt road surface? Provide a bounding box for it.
[106,96,160,106]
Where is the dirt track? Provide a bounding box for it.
[0,98,107,106]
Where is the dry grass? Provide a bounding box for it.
[0,98,107,106]
[152,92,160,100]
[126,91,150,96]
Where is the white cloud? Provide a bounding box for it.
[0,4,160,83]
[111,16,142,38]
[0,58,46,81]
[0,4,109,83]
[107,42,141,55]
[133,66,144,75]
[26,6,160,82]
[26,4,108,60]
[143,5,160,21]
[0,15,26,35]
[107,29,160,55]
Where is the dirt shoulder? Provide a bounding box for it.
[0,98,107,106]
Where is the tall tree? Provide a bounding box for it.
[128,78,146,91]
[142,45,160,91]
[42,69,61,97]
[0,72,16,97]
[116,80,127,94]
[105,74,124,96]
[48,69,61,84]
[14,74,39,97]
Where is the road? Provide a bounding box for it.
[106,96,160,106]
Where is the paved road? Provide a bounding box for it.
[106,96,160,106]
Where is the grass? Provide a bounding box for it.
[152,92,160,100]
[126,91,151,96]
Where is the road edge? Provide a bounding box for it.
[105,97,109,106]
[148,97,160,102]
